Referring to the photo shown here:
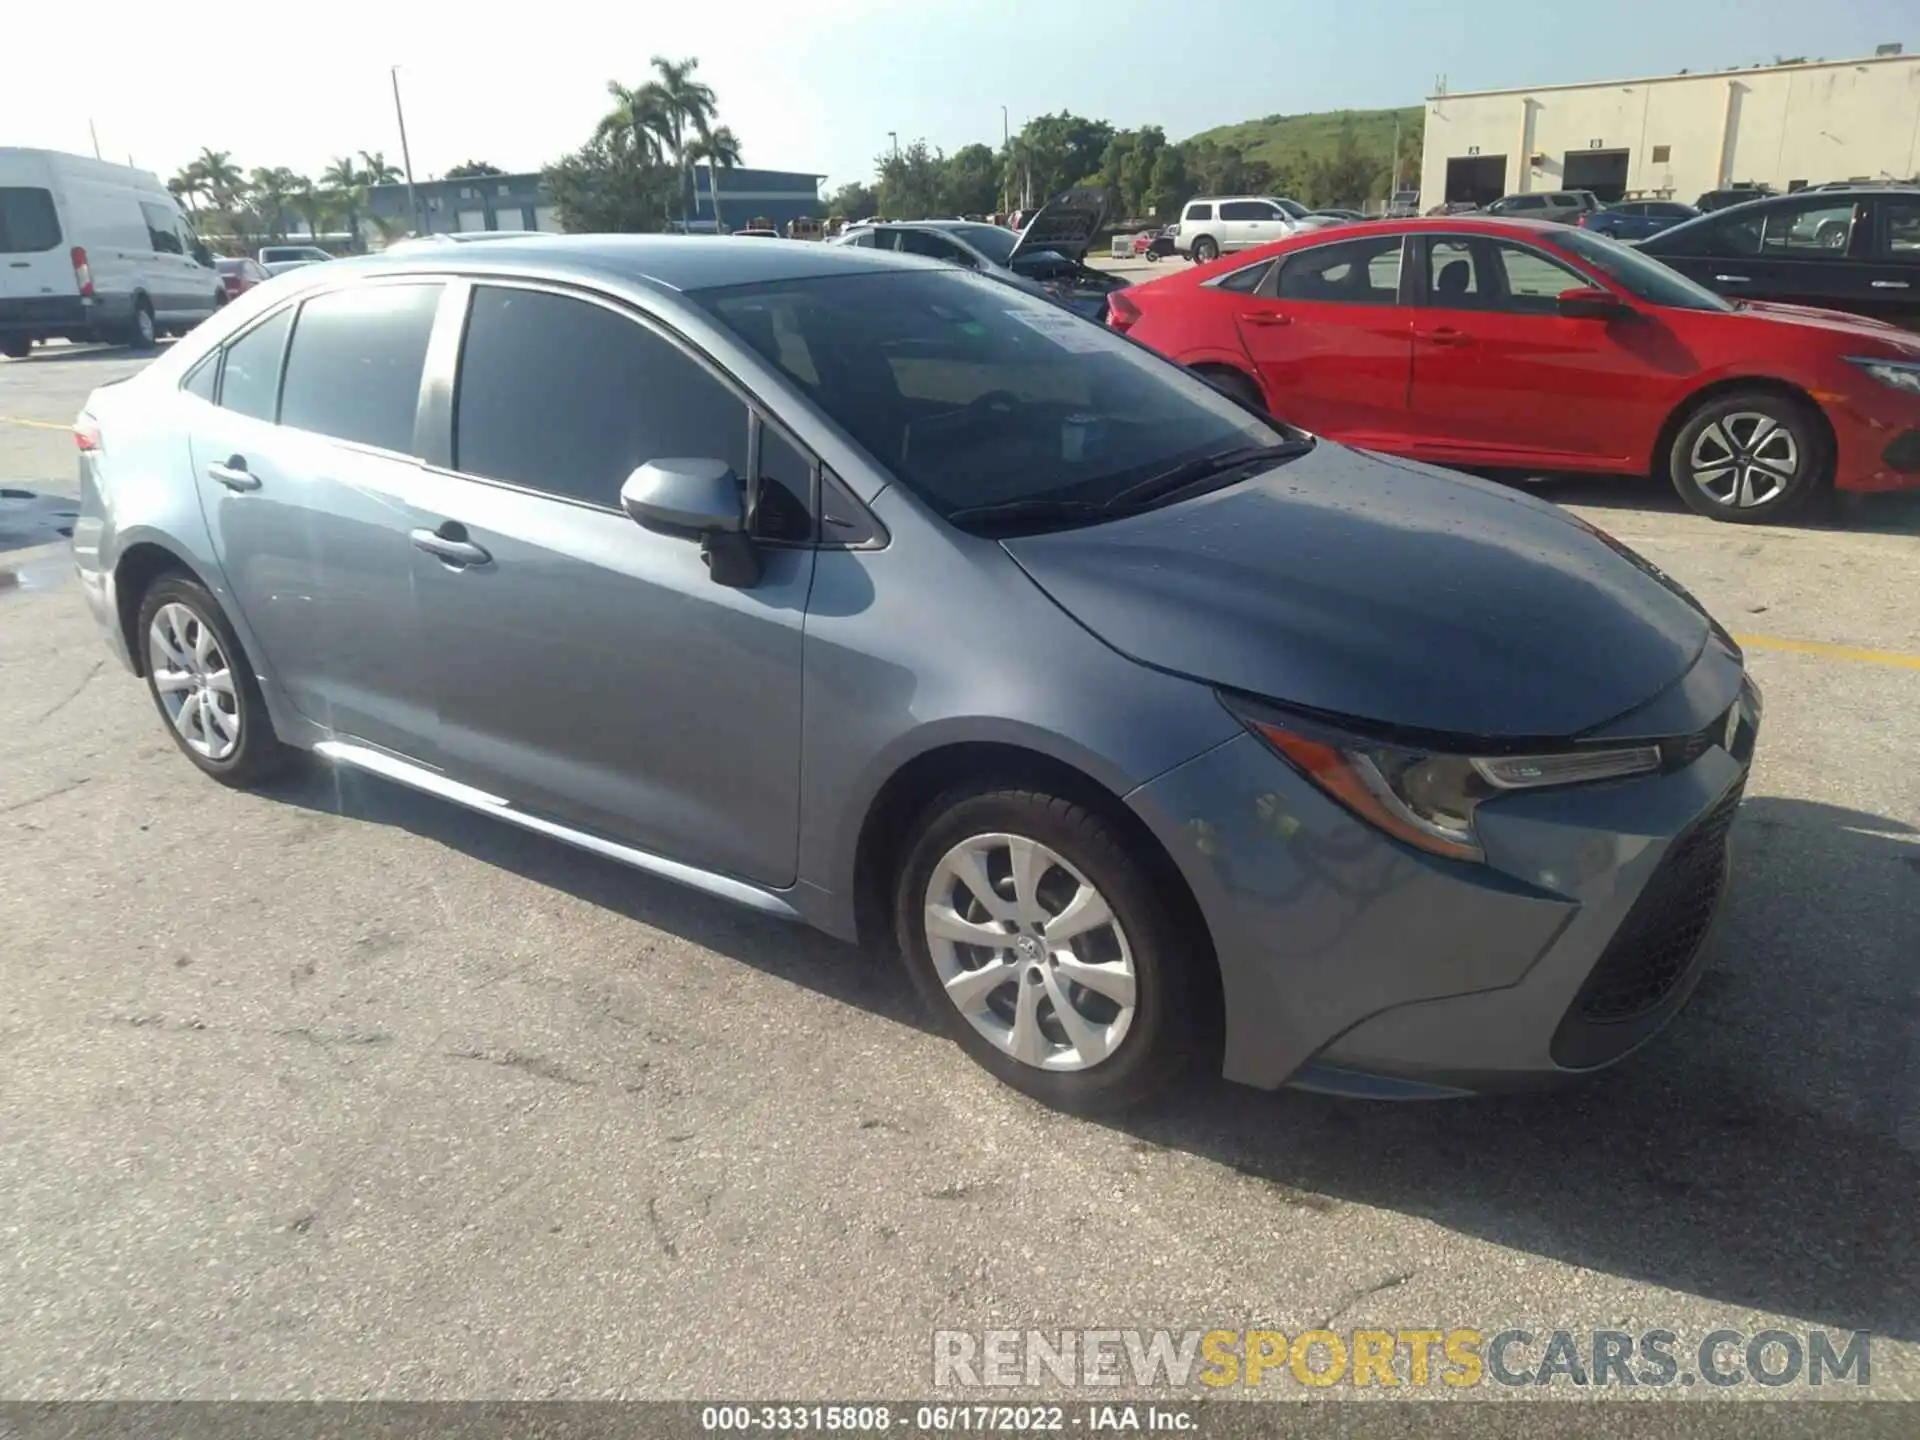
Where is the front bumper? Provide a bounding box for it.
[1827,379,1920,493]
[1128,702,1754,1096]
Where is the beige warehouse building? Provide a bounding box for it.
[1419,49,1920,208]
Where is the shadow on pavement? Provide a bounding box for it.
[1519,471,1920,536]
[1,340,171,366]
[272,764,1920,1340]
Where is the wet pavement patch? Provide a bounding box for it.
[0,489,79,559]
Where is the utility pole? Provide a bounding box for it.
[1390,115,1401,205]
[88,120,102,160]
[888,131,899,159]
[1001,105,1010,215]
[390,65,422,240]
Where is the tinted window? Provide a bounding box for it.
[1648,202,1696,218]
[217,309,293,421]
[840,230,876,247]
[1884,198,1920,259]
[696,270,1281,527]
[1426,239,1483,305]
[1705,211,1764,257]
[949,224,1017,265]
[182,354,220,402]
[1491,242,1586,312]
[897,229,979,267]
[1215,260,1274,294]
[755,422,815,542]
[1184,203,1213,222]
[455,285,748,508]
[1763,200,1860,256]
[1277,236,1403,304]
[1553,230,1732,312]
[139,202,183,254]
[0,187,61,251]
[279,284,441,454]
[1219,201,1275,221]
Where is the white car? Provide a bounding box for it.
[0,147,224,356]
[258,244,336,277]
[1171,195,1337,262]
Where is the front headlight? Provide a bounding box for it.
[1847,357,1920,395]
[1228,699,1661,862]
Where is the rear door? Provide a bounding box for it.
[1232,233,1414,443]
[1218,200,1282,252]
[0,183,71,304]
[1406,234,1668,466]
[1862,194,1920,325]
[1670,196,1869,311]
[186,281,445,757]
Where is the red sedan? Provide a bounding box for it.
[1107,216,1920,522]
[214,257,270,299]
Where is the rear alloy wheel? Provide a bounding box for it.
[1669,391,1829,523]
[895,786,1202,1112]
[1190,236,1219,263]
[138,575,292,787]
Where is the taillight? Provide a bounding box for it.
[1576,214,1591,227]
[1106,290,1142,333]
[75,415,102,452]
[71,246,94,297]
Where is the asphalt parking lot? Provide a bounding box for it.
[2,340,1917,1406]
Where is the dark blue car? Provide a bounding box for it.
[1580,200,1700,241]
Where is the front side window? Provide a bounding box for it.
[1490,242,1587,313]
[454,285,749,510]
[0,187,61,251]
[1762,200,1860,257]
[694,270,1282,527]
[279,284,441,454]
[1275,236,1403,304]
[217,308,294,422]
[1184,203,1213,222]
[1552,229,1731,311]
[949,224,1017,265]
[139,202,183,255]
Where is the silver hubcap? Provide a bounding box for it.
[137,308,154,344]
[922,833,1137,1072]
[147,602,241,760]
[1689,411,1798,509]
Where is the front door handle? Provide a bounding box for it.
[1870,280,1911,290]
[1714,274,1751,283]
[1242,312,1292,327]
[206,457,260,491]
[410,526,492,568]
[1417,327,1472,346]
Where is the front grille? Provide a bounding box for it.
[1570,783,1742,1022]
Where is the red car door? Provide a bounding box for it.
[1405,234,1669,469]
[1230,232,1414,445]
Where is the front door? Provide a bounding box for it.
[1863,194,1920,326]
[186,283,444,759]
[1405,235,1668,467]
[413,281,814,888]
[1232,232,1413,444]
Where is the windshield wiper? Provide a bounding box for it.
[1102,440,1315,515]
[943,497,1108,533]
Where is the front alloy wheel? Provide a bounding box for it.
[1669,391,1829,523]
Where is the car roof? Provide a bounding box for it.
[328,232,938,293]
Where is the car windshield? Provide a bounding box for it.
[695,269,1283,529]
[948,224,1016,265]
[1553,229,1734,313]
[1270,197,1309,219]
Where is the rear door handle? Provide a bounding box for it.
[1870,280,1911,290]
[1417,327,1472,346]
[410,526,492,568]
[1714,274,1751,283]
[206,457,260,491]
[1242,312,1291,327]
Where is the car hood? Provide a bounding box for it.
[1009,188,1108,264]
[1001,447,1712,741]
[1734,299,1920,345]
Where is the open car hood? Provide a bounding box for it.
[1001,447,1714,741]
[1008,188,1109,264]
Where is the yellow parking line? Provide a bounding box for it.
[0,415,70,431]
[1733,633,1920,671]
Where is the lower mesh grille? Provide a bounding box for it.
[1572,784,1742,1022]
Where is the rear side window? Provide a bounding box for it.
[1219,201,1275,221]
[453,285,749,509]
[1883,198,1920,259]
[1276,236,1404,304]
[217,308,293,422]
[1184,203,1213,222]
[0,187,62,252]
[1762,201,1860,257]
[279,284,441,454]
[139,202,183,254]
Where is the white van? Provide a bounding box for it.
[0,148,224,357]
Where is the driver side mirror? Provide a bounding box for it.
[1556,286,1630,321]
[619,459,760,588]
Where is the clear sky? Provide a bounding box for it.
[2,0,1910,193]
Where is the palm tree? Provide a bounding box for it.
[595,81,671,164]
[195,148,246,211]
[168,162,209,213]
[687,125,742,232]
[247,166,304,242]
[359,150,404,186]
[320,156,368,251]
[290,185,332,243]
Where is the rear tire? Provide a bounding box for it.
[136,574,293,788]
[1190,236,1219,263]
[0,336,30,360]
[127,298,157,351]
[1667,389,1830,524]
[893,784,1203,1113]
[1195,365,1267,413]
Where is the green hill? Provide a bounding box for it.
[1183,105,1423,187]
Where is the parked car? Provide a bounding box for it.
[1636,188,1920,326]
[1480,191,1603,225]
[731,228,781,239]
[1105,216,1920,523]
[833,189,1124,319]
[1171,195,1336,262]
[258,244,335,276]
[1695,186,1775,213]
[0,147,224,356]
[215,257,271,300]
[382,232,536,254]
[1578,200,1699,241]
[1386,190,1421,218]
[73,234,1761,1112]
[1309,208,1367,222]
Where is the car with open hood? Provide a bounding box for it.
[75,233,1756,1114]
[831,189,1125,319]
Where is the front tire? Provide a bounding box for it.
[1667,390,1830,523]
[893,784,1203,1113]
[137,574,292,788]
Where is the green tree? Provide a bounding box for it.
[686,124,743,230]
[319,156,369,250]
[941,143,999,217]
[541,139,678,233]
[289,184,333,243]
[194,148,246,209]
[598,57,726,227]
[168,162,208,213]
[247,167,304,242]
[359,150,404,186]
[1007,112,1113,206]
[875,140,947,219]
[1144,146,1191,221]
[826,180,878,222]
[445,160,505,179]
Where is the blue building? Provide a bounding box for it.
[366,173,556,239]
[686,167,824,233]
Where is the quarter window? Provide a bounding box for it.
[216,308,294,422]
[279,284,441,454]
[182,354,220,403]
[1883,198,1920,258]
[1219,201,1276,221]
[1214,260,1274,294]
[1276,236,1403,304]
[453,285,751,510]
